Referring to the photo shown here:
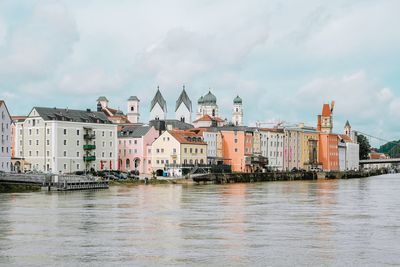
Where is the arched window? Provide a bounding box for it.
[131,106,134,111]
[212,109,215,117]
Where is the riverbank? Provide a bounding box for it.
[192,169,388,184]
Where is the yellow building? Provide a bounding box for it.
[298,124,320,170]
[151,130,207,176]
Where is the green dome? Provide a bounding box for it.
[203,91,217,104]
[233,95,242,104]
[197,96,204,104]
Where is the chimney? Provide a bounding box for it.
[317,115,321,131]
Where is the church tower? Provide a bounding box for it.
[344,120,351,136]
[127,96,140,123]
[232,95,243,126]
[320,101,334,134]
[97,96,109,110]
[175,85,192,123]
[150,86,167,120]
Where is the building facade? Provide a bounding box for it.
[232,96,243,126]
[15,107,118,174]
[197,91,219,119]
[260,128,284,171]
[283,127,302,171]
[118,126,158,174]
[0,101,11,172]
[151,130,207,176]
[127,96,140,123]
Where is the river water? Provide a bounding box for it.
[0,174,399,267]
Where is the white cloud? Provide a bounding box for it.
[0,1,78,82]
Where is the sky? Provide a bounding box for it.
[0,0,399,146]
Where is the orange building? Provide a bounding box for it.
[317,102,339,171]
[318,134,339,171]
[221,128,246,172]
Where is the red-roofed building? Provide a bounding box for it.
[193,114,225,128]
[150,130,207,176]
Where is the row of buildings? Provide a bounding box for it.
[0,87,359,175]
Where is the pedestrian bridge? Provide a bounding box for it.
[359,158,400,165]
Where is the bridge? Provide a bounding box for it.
[359,158,400,165]
[0,173,109,191]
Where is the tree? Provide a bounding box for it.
[357,134,371,160]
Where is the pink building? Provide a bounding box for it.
[118,126,159,174]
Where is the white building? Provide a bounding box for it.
[150,87,167,120]
[15,107,118,174]
[196,91,219,119]
[260,128,284,170]
[338,141,346,171]
[127,96,140,123]
[175,86,192,123]
[232,95,243,126]
[339,121,360,171]
[0,100,11,172]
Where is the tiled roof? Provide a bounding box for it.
[118,126,151,138]
[193,114,224,123]
[168,130,207,145]
[322,103,331,116]
[175,87,192,111]
[33,107,111,124]
[150,87,167,112]
[259,128,284,133]
[338,134,352,142]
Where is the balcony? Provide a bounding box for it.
[83,155,96,161]
[84,134,96,140]
[83,144,96,150]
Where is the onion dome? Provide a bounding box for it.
[203,91,217,104]
[198,96,204,104]
[233,95,242,104]
[128,96,139,101]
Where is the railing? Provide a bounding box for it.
[83,155,96,161]
[83,144,96,150]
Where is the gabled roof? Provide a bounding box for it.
[175,86,192,111]
[32,107,111,124]
[168,130,207,145]
[338,134,353,143]
[322,103,331,116]
[150,87,167,112]
[0,100,11,120]
[118,126,151,138]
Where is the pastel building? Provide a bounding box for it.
[338,121,359,171]
[298,124,320,170]
[0,100,12,172]
[118,126,159,174]
[283,127,302,171]
[151,130,207,176]
[15,107,118,174]
[260,128,284,170]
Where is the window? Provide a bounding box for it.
[234,148,238,152]
[64,164,67,170]
[64,140,67,145]
[234,139,238,143]
[29,151,32,156]
[190,148,192,153]
[47,140,50,145]
[200,149,203,153]
[195,148,198,153]
[134,140,137,144]
[77,151,80,157]
[64,129,67,135]
[173,148,176,154]
[110,141,112,147]
[77,130,80,135]
[29,140,32,145]
[102,141,105,147]
[77,140,79,146]
[47,129,50,134]
[29,129,32,135]
[161,149,164,153]
[184,148,187,153]
[110,131,112,137]
[64,151,67,157]
[102,152,105,157]
[36,129,39,134]
[36,140,39,145]
[102,131,105,137]
[36,151,39,156]
[110,152,112,157]
[156,160,159,164]
[77,164,80,170]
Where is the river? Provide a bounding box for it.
[0,174,399,266]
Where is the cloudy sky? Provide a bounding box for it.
[0,0,399,145]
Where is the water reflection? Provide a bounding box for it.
[0,175,399,266]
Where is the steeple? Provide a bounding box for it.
[232,95,243,126]
[344,120,351,136]
[150,86,167,120]
[175,85,192,123]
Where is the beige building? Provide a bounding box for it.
[298,124,320,170]
[151,130,207,176]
